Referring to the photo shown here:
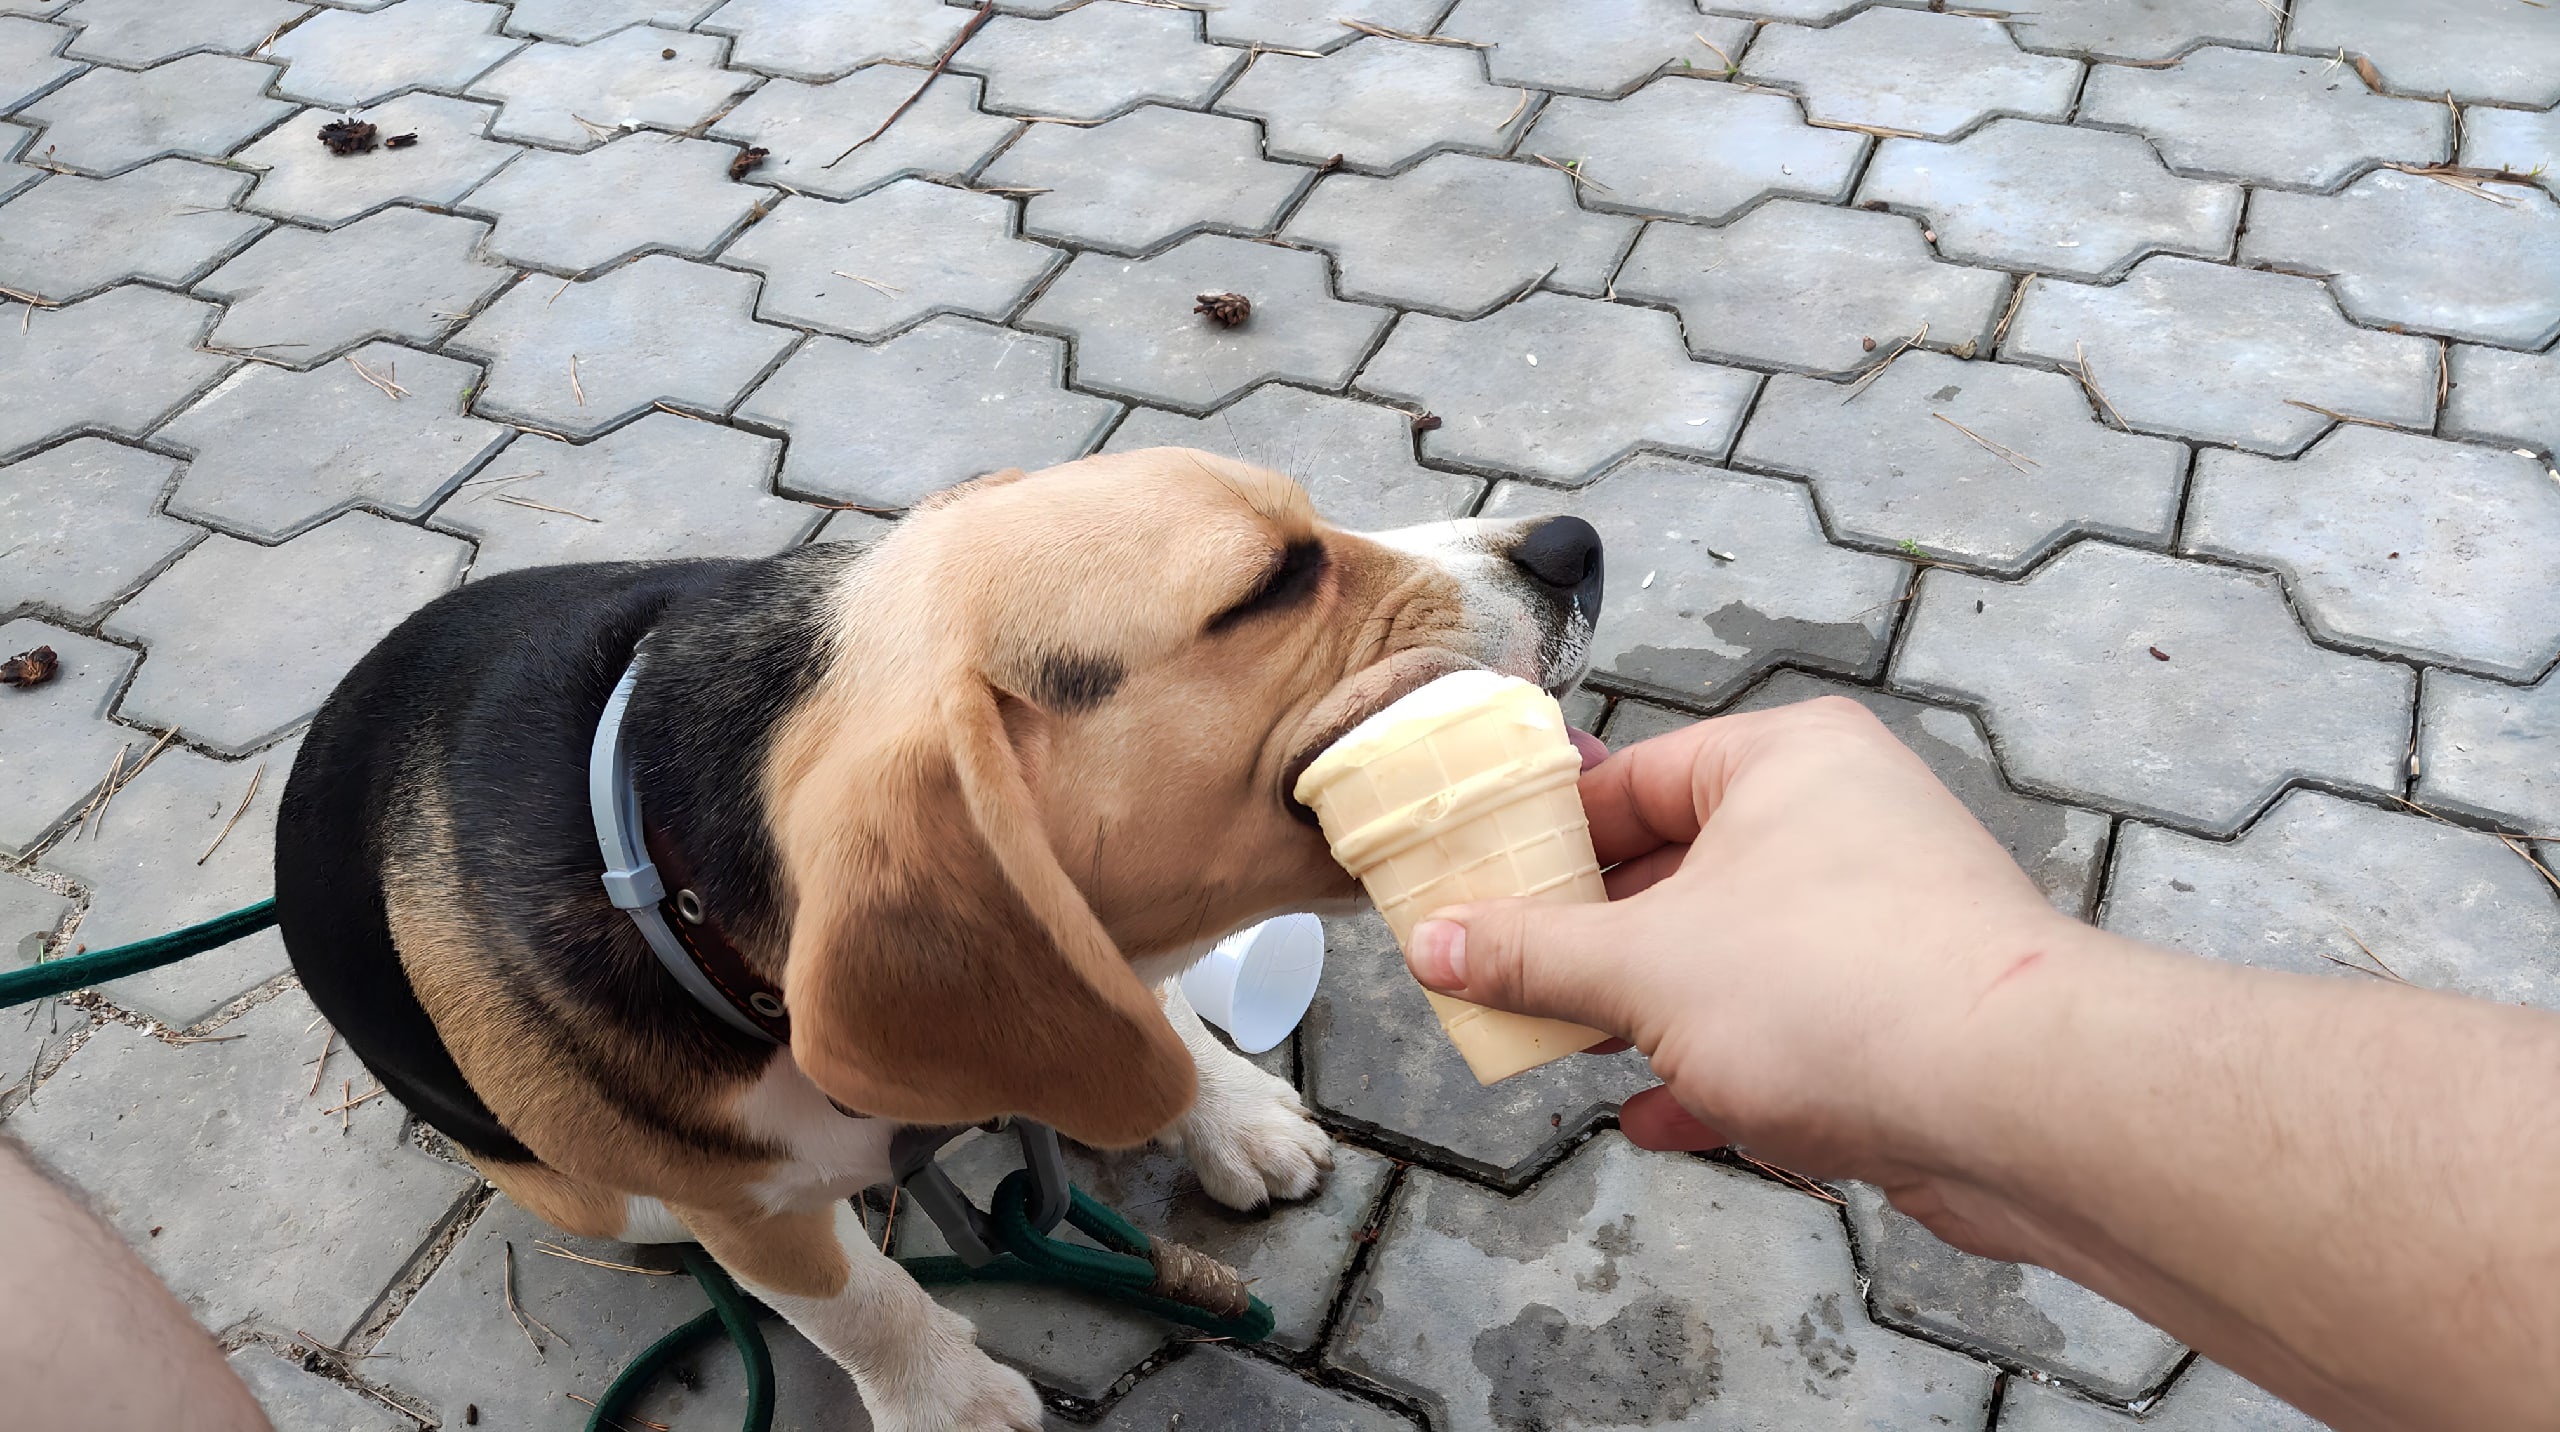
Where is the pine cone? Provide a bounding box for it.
[0,644,59,688]
[728,146,769,181]
[1194,291,1251,328]
[318,119,378,156]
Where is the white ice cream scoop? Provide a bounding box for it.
[1180,914,1326,1054]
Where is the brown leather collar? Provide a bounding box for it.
[640,816,793,1045]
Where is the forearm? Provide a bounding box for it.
[1893,922,2560,1431]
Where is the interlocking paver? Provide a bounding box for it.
[1486,460,1905,701]
[2446,344,2560,458]
[2081,46,2450,188]
[1704,0,1872,17]
[1107,385,1484,529]
[2419,668,2560,835]
[17,53,294,175]
[2009,0,2274,63]
[0,438,192,625]
[432,413,814,575]
[467,130,760,274]
[161,343,505,540]
[1862,119,2242,278]
[1441,0,1751,99]
[448,253,794,438]
[700,0,970,80]
[1331,1136,1995,1430]
[269,0,522,108]
[981,106,1305,255]
[740,319,1116,508]
[2290,0,2560,107]
[1216,36,1529,172]
[1359,295,1760,482]
[1021,233,1388,412]
[238,95,516,225]
[198,206,507,361]
[707,70,1015,201]
[0,621,137,854]
[3,869,73,968]
[229,1347,412,1432]
[0,124,43,203]
[2245,169,2560,347]
[0,15,74,112]
[0,285,231,460]
[724,180,1056,341]
[2109,790,2560,1008]
[104,513,467,753]
[1615,199,2007,374]
[1287,153,1635,317]
[2463,104,2560,201]
[1096,1347,1409,1431]
[1521,76,1866,223]
[1739,350,2187,572]
[2004,256,2437,456]
[0,159,261,303]
[1894,542,2412,833]
[2002,1359,2326,1431]
[466,26,754,150]
[504,0,722,43]
[1743,9,2081,140]
[2186,428,2560,681]
[1196,0,1440,51]
[952,2,1245,122]
[1843,1184,2183,1400]
[57,0,305,66]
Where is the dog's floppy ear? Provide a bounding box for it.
[778,679,1195,1148]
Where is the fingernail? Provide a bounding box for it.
[1410,920,1467,990]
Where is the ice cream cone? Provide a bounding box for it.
[1292,670,1609,1083]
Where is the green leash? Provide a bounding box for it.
[1,903,1277,1432]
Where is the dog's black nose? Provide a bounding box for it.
[1510,515,1604,617]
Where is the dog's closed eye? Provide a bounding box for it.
[1206,538,1326,634]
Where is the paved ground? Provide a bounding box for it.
[6,0,2560,1426]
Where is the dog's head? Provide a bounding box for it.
[772,448,1601,1144]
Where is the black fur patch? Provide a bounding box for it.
[1030,652,1125,714]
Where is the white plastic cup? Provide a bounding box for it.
[1180,914,1326,1054]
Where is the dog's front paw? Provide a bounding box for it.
[865,1331,1044,1432]
[1171,1062,1335,1210]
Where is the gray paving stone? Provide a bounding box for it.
[1216,35,1530,172]
[0,158,262,304]
[0,15,74,112]
[1521,76,1867,224]
[1703,0,1873,17]
[724,178,1057,341]
[0,285,232,461]
[198,206,508,362]
[2419,668,2560,835]
[1105,384,1484,530]
[161,343,505,540]
[707,71,1016,202]
[2107,789,2560,1008]
[505,0,722,43]
[1738,350,2187,572]
[0,122,45,203]
[1893,542,2412,834]
[432,412,815,575]
[2186,428,2560,681]
[1861,119,2242,279]
[701,0,971,80]
[16,52,295,175]
[57,0,306,66]
[1358,295,1760,483]
[740,319,1116,508]
[1097,1348,1409,1432]
[2004,256,2437,457]
[2009,0,2275,64]
[0,439,192,625]
[229,1346,413,1432]
[468,130,761,274]
[1021,233,1389,412]
[1615,199,2008,375]
[2081,46,2450,188]
[238,94,517,225]
[628,1318,868,1432]
[269,0,523,108]
[2289,0,2560,107]
[982,106,1306,255]
[1332,1135,1995,1430]
[4,988,476,1337]
[1,869,72,965]
[2001,1360,2328,1431]
[2463,103,2560,201]
[1195,0,1440,51]
[1743,8,2081,141]
[448,253,795,438]
[1483,460,1906,702]
[1287,153,1634,319]
[105,513,467,753]
[0,621,137,854]
[1441,0,1752,99]
[466,25,755,150]
[952,2,1245,122]
[2244,169,2560,347]
[1842,1183,2183,1401]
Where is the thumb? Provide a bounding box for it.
[1406,896,1636,1039]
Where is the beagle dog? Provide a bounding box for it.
[275,448,1602,1430]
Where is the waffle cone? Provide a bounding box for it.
[1293,672,1609,1083]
